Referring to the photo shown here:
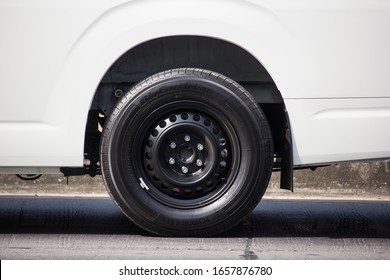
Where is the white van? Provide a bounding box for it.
[1,0,389,236]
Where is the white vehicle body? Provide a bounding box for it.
[0,0,390,170]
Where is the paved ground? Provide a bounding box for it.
[0,196,389,259]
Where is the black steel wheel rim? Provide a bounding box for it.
[130,101,240,209]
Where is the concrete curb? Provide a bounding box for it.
[1,161,389,199]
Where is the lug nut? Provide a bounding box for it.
[220,161,227,168]
[196,159,203,167]
[169,158,175,165]
[181,166,189,174]
[170,142,176,149]
[221,149,228,158]
[197,143,204,151]
[184,135,191,142]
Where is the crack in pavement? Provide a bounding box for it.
[240,217,258,260]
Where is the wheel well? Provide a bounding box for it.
[83,36,292,189]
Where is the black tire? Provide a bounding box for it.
[101,68,273,236]
[16,174,42,181]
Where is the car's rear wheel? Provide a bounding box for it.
[101,68,273,236]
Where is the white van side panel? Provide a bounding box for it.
[285,98,390,165]
[0,0,390,168]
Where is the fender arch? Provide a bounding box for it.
[52,0,301,189]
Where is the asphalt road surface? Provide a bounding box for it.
[0,196,389,259]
